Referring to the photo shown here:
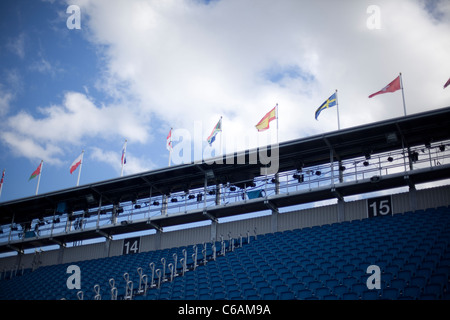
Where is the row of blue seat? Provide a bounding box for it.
[127,209,449,300]
[1,207,449,299]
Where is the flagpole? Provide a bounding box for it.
[36,160,43,195]
[168,128,172,167]
[335,90,341,130]
[276,103,279,144]
[77,151,84,187]
[219,116,223,156]
[400,72,407,116]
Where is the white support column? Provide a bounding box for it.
[155,229,162,251]
[409,185,418,212]
[210,220,218,242]
[271,209,279,234]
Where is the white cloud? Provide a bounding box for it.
[65,0,450,155]
[6,33,26,59]
[6,92,149,144]
[1,91,150,165]
[29,57,64,78]
[0,132,64,165]
[3,69,23,95]
[5,0,450,173]
[0,88,13,117]
[90,146,157,175]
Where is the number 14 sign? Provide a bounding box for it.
[367,195,393,218]
[123,237,141,255]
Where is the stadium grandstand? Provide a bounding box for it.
[1,106,450,301]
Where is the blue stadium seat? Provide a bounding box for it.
[3,206,450,301]
[351,283,367,297]
[325,279,339,289]
[342,292,359,300]
[429,273,448,290]
[342,276,357,288]
[332,284,349,298]
[415,267,433,279]
[385,264,399,276]
[295,289,313,299]
[402,263,419,275]
[401,286,421,300]
[410,276,427,289]
[390,279,406,291]
[362,290,379,300]
[227,290,242,300]
[382,287,400,300]
[279,291,295,300]
[423,283,442,299]
[397,270,412,284]
[307,280,322,291]
[420,293,438,300]
[314,287,332,299]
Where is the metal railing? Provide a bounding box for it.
[1,140,449,247]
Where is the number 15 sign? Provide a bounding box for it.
[367,195,393,218]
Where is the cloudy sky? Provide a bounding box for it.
[0,0,449,202]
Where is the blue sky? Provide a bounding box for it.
[0,0,449,203]
[0,0,156,200]
[0,0,101,198]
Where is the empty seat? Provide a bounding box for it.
[410,276,427,289]
[342,292,359,300]
[362,290,379,300]
[279,291,295,300]
[307,280,322,291]
[401,286,421,300]
[295,289,313,299]
[397,270,412,283]
[351,283,367,296]
[390,279,406,291]
[262,292,278,300]
[227,290,242,300]
[342,276,357,288]
[429,273,448,290]
[315,287,332,299]
[213,291,226,300]
[423,283,442,299]
[415,267,433,279]
[3,206,450,301]
[332,284,349,298]
[382,288,399,300]
[325,279,339,289]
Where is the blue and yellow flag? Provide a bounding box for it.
[315,92,337,120]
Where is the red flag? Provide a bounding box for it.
[369,75,401,98]
[70,152,83,174]
[166,128,173,151]
[444,78,450,89]
[121,140,127,166]
[29,162,42,181]
[0,169,5,188]
[0,169,4,198]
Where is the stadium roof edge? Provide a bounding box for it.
[1,105,450,226]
